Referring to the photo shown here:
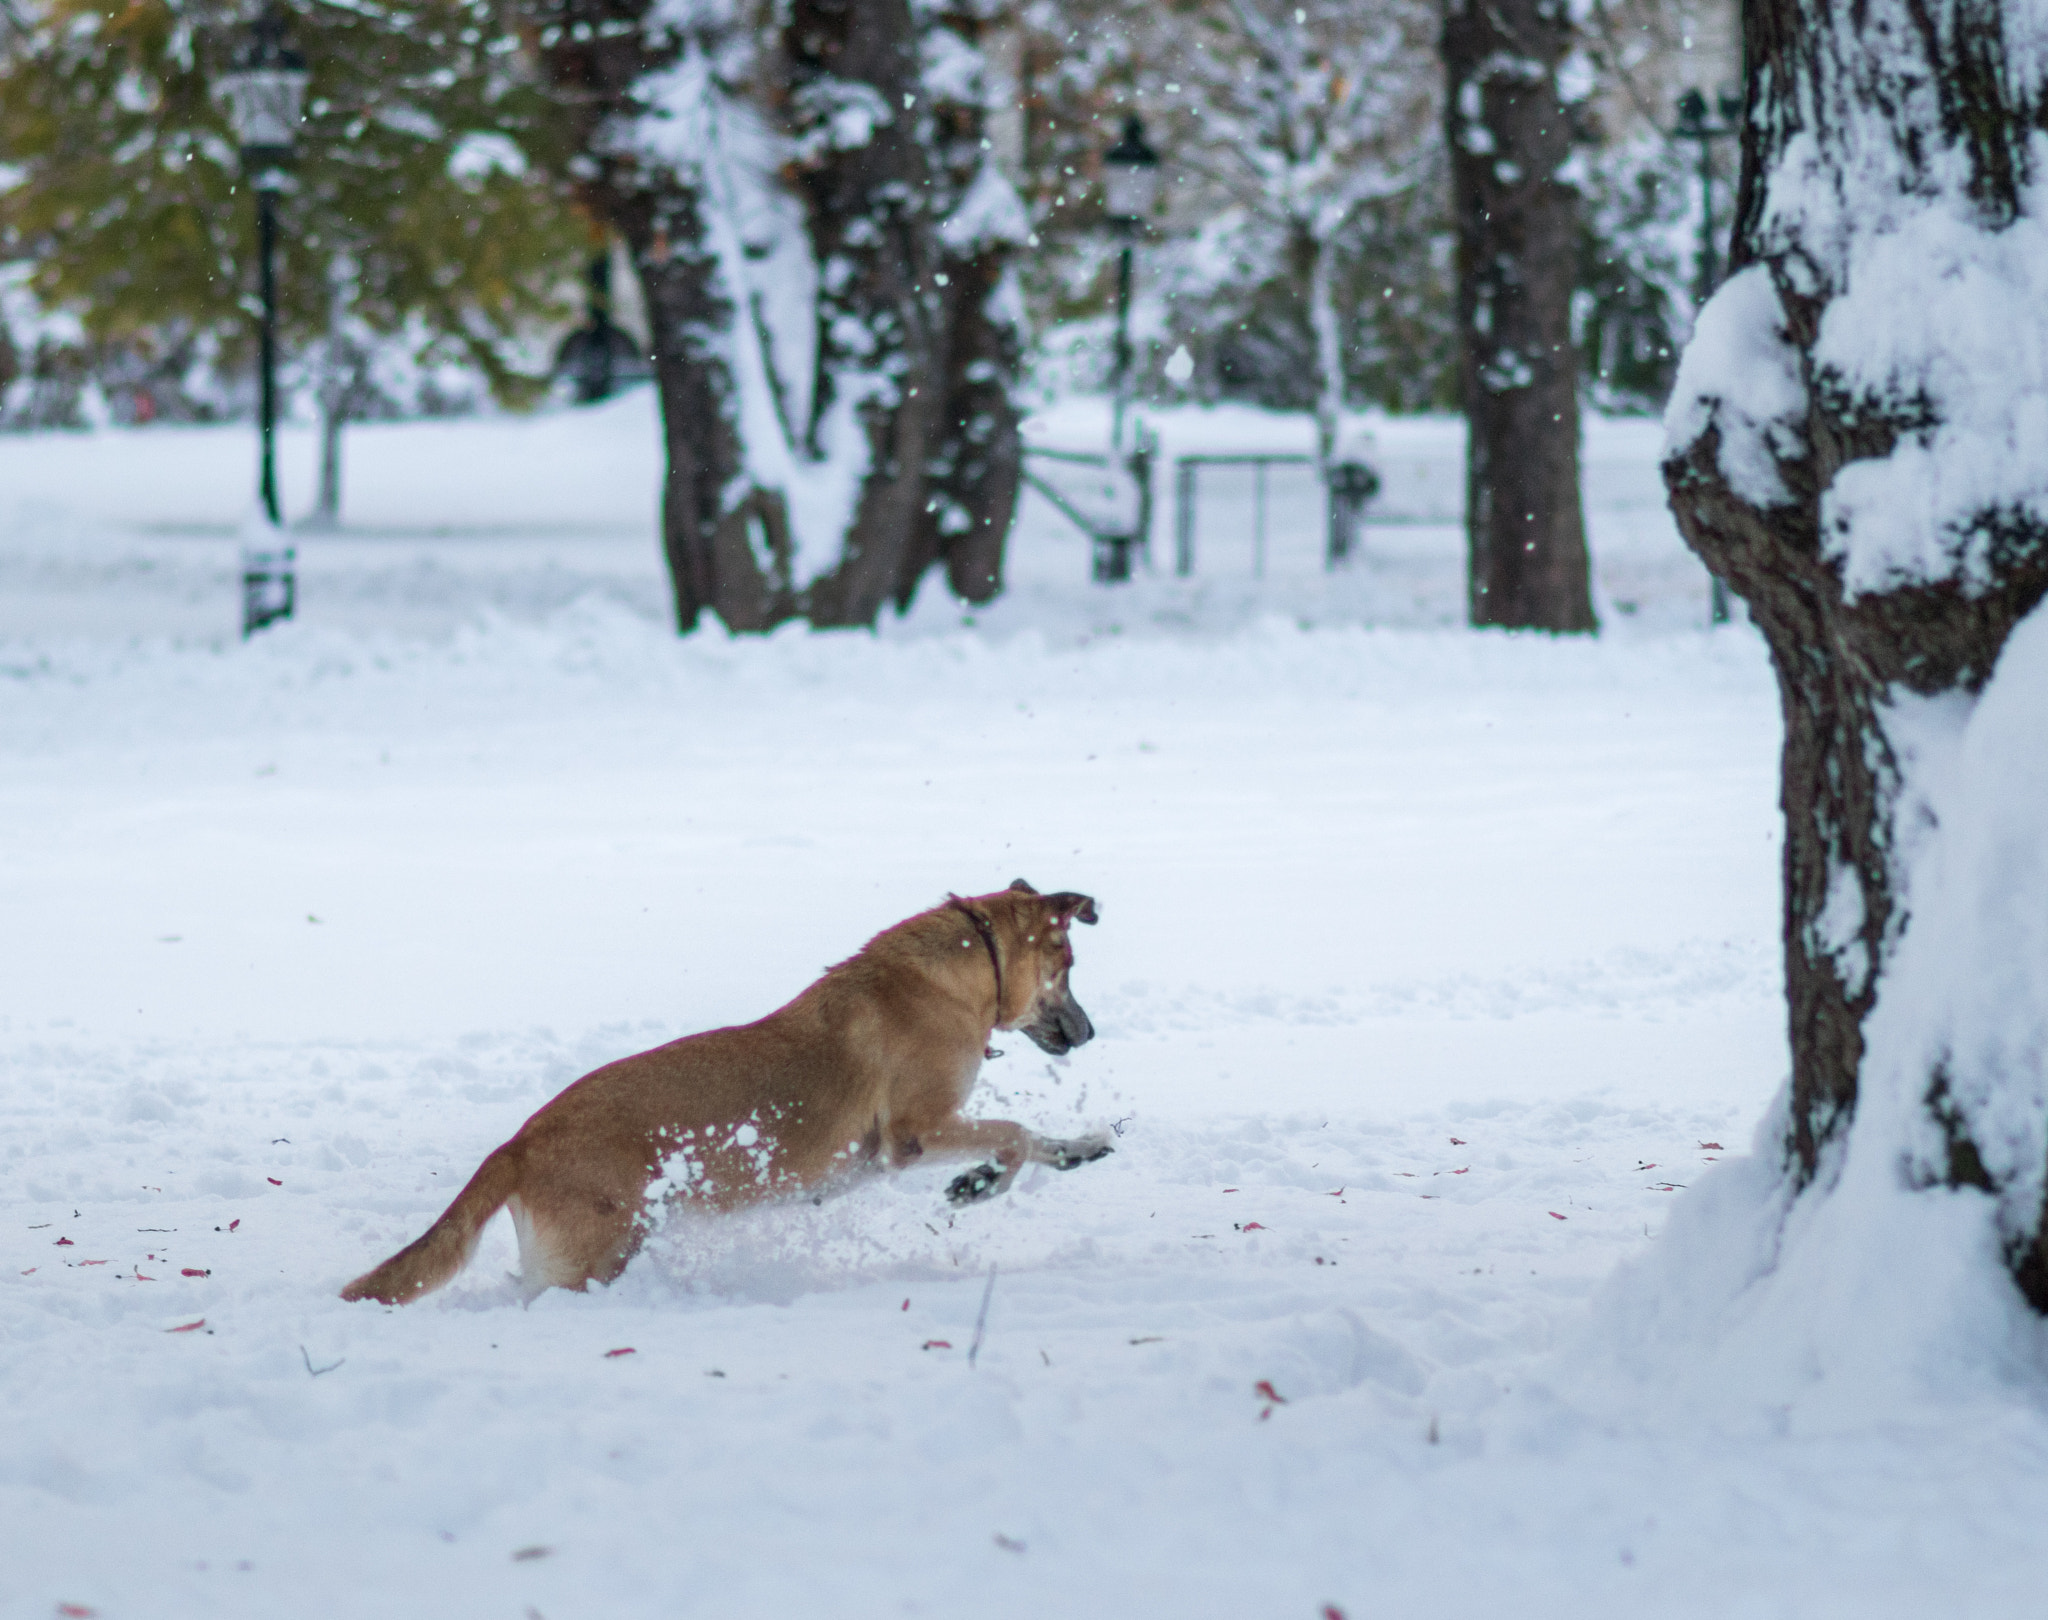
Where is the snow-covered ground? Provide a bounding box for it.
[1,396,2038,1618]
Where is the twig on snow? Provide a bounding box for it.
[968,1265,998,1369]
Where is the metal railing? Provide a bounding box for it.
[1026,443,1378,581]
[1170,453,1314,578]
[1022,441,1155,581]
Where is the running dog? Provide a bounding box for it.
[340,881,1109,1305]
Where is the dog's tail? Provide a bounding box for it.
[340,1146,522,1305]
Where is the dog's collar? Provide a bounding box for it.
[946,896,1004,1023]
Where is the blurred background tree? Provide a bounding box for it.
[0,0,1737,622]
[0,0,587,520]
[993,0,1733,421]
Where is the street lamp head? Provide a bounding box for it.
[1674,87,1710,139]
[218,6,310,186]
[1101,115,1162,231]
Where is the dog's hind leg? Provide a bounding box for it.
[506,1184,649,1298]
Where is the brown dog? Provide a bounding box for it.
[340,881,1109,1305]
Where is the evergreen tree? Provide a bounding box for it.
[0,0,587,515]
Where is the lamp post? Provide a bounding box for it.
[1673,88,1741,308]
[218,6,310,636]
[1674,86,1741,624]
[1093,115,1161,583]
[1101,115,1161,456]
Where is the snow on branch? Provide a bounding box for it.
[1663,265,1807,509]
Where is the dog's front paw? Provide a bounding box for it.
[947,1163,1003,1205]
[1049,1136,1114,1171]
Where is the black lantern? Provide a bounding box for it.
[218,6,310,635]
[1673,88,1740,305]
[1101,114,1162,231]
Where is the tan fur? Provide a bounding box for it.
[340,882,1107,1305]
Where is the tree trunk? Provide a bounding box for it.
[527,0,1019,633]
[628,183,796,634]
[524,0,790,633]
[1664,0,2048,1296]
[779,0,1021,626]
[311,399,344,529]
[1303,223,1346,563]
[1441,0,1596,632]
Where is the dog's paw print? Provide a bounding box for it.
[947,1164,1002,1205]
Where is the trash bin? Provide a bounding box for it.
[1325,459,1380,567]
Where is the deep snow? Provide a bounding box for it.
[3,396,2044,1619]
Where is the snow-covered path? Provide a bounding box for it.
[4,403,2041,1618]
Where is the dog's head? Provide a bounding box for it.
[993,878,1098,1055]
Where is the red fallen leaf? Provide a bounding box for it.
[18,1267,35,1275]
[79,1259,109,1267]
[229,1219,240,1232]
[1253,1379,1287,1404]
[136,1271,157,1280]
[1326,1187,1345,1197]
[1699,1142,1723,1150]
[166,1319,206,1334]
[921,1339,952,1350]
[1324,1607,1348,1620]
[267,1177,282,1186]
[1451,1167,1470,1175]
[1242,1221,1267,1230]
[1449,1137,1467,1145]
[901,1299,910,1311]
[57,1604,95,1617]
[1548,1212,1567,1221]
[604,1347,636,1358]
[54,1237,73,1246]
[181,1268,210,1278]
[1395,1172,1416,1178]
[1222,1187,1239,1193]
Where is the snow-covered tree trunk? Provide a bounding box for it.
[1302,221,1345,541]
[1442,0,1597,632]
[524,1,767,630]
[307,266,378,532]
[777,0,1022,625]
[527,0,1022,634]
[314,402,345,528]
[1303,231,1341,474]
[1664,0,2048,1300]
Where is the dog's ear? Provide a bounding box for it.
[1008,878,1039,894]
[1045,891,1098,925]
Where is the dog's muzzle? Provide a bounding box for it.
[1024,995,1095,1055]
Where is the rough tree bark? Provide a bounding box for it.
[1442,0,1597,632]
[777,0,1019,626]
[526,0,1019,633]
[1664,0,2048,1295]
[525,0,773,631]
